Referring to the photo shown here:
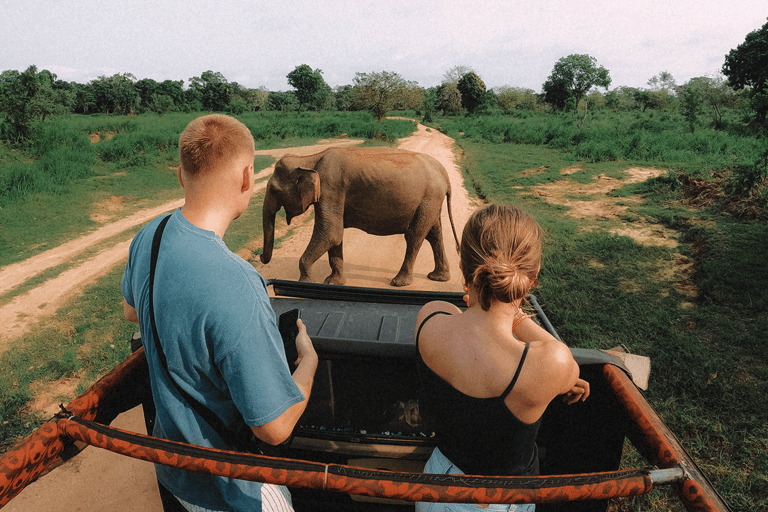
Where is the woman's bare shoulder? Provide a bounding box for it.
[416,300,462,326]
[525,339,579,389]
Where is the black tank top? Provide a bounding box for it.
[416,311,541,476]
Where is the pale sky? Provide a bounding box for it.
[2,0,766,93]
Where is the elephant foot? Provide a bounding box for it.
[428,270,451,282]
[324,273,346,286]
[390,273,413,287]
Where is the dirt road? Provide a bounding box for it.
[3,123,477,511]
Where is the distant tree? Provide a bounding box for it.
[645,71,678,110]
[605,86,642,111]
[457,72,486,114]
[442,65,473,85]
[495,86,537,113]
[287,64,330,112]
[647,71,677,94]
[334,85,354,111]
[267,91,299,112]
[157,80,185,106]
[543,54,611,111]
[687,75,738,128]
[0,66,73,140]
[135,78,159,111]
[680,80,704,132]
[239,86,270,111]
[436,82,462,115]
[723,17,768,123]
[189,71,231,111]
[351,71,416,121]
[90,73,139,114]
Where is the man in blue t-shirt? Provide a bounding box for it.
[122,114,317,512]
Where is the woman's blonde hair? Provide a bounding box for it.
[460,204,542,311]
[179,114,254,177]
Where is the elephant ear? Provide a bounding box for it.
[296,167,321,211]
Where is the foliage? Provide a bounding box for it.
[435,82,463,115]
[495,86,537,113]
[723,17,768,123]
[436,109,766,172]
[456,138,768,511]
[188,70,231,112]
[457,72,487,114]
[724,146,768,203]
[0,66,72,140]
[287,64,332,112]
[543,54,611,111]
[89,73,140,115]
[680,82,704,132]
[351,71,418,122]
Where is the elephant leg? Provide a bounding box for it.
[391,223,429,287]
[324,242,346,285]
[426,222,451,282]
[299,234,334,283]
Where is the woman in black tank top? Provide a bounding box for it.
[415,205,590,512]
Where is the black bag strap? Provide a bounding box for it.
[148,214,250,450]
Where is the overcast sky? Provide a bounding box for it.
[2,0,766,93]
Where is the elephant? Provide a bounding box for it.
[260,146,460,287]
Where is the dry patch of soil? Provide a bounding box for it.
[528,167,698,298]
[90,195,126,223]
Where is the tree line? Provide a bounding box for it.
[2,17,766,142]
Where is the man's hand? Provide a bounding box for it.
[562,378,590,405]
[292,319,316,367]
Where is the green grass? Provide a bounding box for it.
[1,112,766,510]
[456,137,767,511]
[0,111,418,451]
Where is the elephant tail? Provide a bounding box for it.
[446,190,460,253]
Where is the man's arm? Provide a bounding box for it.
[124,298,138,324]
[250,319,318,445]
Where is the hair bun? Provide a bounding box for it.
[472,259,530,309]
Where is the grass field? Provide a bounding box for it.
[1,111,766,511]
[454,137,767,511]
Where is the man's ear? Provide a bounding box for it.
[177,166,184,188]
[241,164,254,193]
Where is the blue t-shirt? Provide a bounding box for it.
[121,209,303,511]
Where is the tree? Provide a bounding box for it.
[542,54,611,111]
[442,65,473,85]
[435,82,462,115]
[287,64,330,112]
[496,86,537,113]
[723,17,768,123]
[90,73,139,114]
[351,71,415,122]
[680,81,704,132]
[267,91,299,112]
[687,75,738,128]
[457,72,486,114]
[189,71,231,111]
[334,85,354,111]
[0,66,72,140]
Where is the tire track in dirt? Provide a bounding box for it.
[0,138,363,348]
[1,127,472,512]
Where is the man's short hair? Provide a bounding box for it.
[179,114,255,177]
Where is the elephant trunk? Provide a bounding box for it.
[260,189,280,264]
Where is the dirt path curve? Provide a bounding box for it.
[3,124,477,512]
[0,138,362,348]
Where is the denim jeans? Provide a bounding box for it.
[415,447,535,512]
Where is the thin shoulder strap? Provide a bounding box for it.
[148,214,243,448]
[415,310,452,348]
[500,343,530,399]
